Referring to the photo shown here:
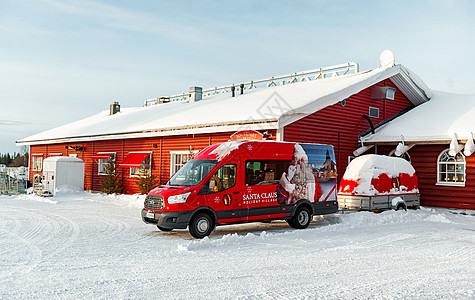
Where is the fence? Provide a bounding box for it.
[144,62,359,106]
[0,170,28,195]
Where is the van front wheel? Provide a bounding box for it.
[289,206,312,229]
[189,213,214,239]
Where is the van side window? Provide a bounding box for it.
[245,160,291,186]
[200,164,237,195]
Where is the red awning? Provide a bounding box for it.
[92,154,113,160]
[119,152,150,168]
[31,153,43,157]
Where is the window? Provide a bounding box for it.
[168,159,218,187]
[245,160,291,186]
[369,107,379,118]
[95,153,116,175]
[130,153,152,177]
[32,155,43,171]
[437,149,466,186]
[170,151,196,177]
[48,153,62,157]
[200,164,237,194]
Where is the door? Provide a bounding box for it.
[43,171,55,195]
[242,159,291,221]
[200,163,242,224]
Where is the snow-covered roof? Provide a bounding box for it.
[17,64,431,145]
[362,91,475,144]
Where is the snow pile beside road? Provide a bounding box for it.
[2,190,146,208]
[0,193,58,204]
[179,231,269,252]
[335,207,451,229]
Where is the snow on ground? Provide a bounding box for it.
[1,191,474,299]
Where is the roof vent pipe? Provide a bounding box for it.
[110,101,120,115]
[189,86,202,102]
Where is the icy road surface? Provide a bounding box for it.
[1,191,474,299]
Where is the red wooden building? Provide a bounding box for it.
[359,92,475,210]
[17,62,430,195]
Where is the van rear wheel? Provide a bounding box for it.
[189,213,214,239]
[289,206,312,229]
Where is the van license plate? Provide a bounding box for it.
[146,211,154,219]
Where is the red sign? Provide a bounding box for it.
[230,130,264,141]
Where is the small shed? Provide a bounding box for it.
[42,156,85,195]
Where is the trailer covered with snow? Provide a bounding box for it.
[337,154,420,211]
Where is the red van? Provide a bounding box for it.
[142,140,338,238]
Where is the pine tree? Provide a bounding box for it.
[135,169,159,195]
[100,157,122,194]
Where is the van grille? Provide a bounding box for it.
[144,195,164,211]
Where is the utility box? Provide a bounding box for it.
[42,156,85,195]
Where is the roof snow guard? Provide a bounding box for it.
[16,63,432,146]
[144,62,359,106]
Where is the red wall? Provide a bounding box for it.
[283,79,414,182]
[377,144,475,210]
[29,131,276,194]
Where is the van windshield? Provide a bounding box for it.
[167,159,218,187]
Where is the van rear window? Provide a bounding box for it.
[245,160,291,186]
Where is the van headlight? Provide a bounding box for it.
[167,192,191,204]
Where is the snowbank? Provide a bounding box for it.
[4,190,146,208]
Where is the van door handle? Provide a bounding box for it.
[233,191,240,194]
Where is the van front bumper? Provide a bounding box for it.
[141,209,192,229]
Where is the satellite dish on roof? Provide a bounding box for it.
[380,50,395,67]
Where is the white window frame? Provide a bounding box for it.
[436,149,466,187]
[130,152,152,178]
[48,153,63,157]
[369,107,379,118]
[32,155,43,171]
[170,151,197,177]
[97,152,116,176]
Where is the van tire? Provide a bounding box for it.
[189,213,214,239]
[289,206,312,229]
[157,226,173,232]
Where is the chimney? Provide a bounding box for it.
[189,86,202,102]
[110,101,120,115]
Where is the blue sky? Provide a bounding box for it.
[1,0,474,154]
